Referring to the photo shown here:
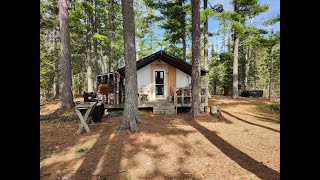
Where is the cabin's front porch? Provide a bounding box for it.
[102,87,208,115]
[103,100,177,115]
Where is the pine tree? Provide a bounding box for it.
[191,0,201,117]
[59,0,74,109]
[119,0,140,132]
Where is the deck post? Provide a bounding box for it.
[182,87,184,106]
[174,88,177,114]
[113,71,116,104]
[116,71,120,104]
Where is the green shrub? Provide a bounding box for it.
[266,103,280,112]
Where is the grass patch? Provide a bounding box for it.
[41,146,56,158]
[266,103,280,112]
[194,140,202,145]
[75,147,89,156]
[243,128,249,132]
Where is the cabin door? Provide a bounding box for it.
[155,71,165,99]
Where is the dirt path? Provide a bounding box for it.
[40,96,280,179]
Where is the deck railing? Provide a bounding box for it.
[174,87,208,114]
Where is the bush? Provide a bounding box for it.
[266,103,280,112]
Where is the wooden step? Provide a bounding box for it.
[153,106,176,110]
[153,109,176,115]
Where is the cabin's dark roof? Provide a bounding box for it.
[117,50,208,76]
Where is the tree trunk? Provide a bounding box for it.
[135,32,139,61]
[244,46,249,91]
[59,0,74,109]
[244,18,253,91]
[269,47,273,101]
[87,41,94,92]
[119,0,139,132]
[90,0,98,92]
[253,50,257,89]
[100,45,106,73]
[182,10,187,61]
[216,35,219,59]
[182,32,186,61]
[232,31,239,98]
[109,0,115,78]
[53,29,60,99]
[191,0,201,117]
[223,33,226,52]
[203,0,211,101]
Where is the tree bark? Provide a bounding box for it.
[119,0,139,132]
[253,50,257,89]
[59,0,74,109]
[53,29,60,99]
[244,45,249,91]
[109,0,116,79]
[182,31,186,61]
[181,6,187,61]
[244,18,253,91]
[91,0,99,91]
[216,35,219,59]
[269,47,273,101]
[203,0,211,101]
[100,45,105,73]
[232,3,239,99]
[232,32,239,98]
[191,0,201,117]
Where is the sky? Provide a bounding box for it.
[151,0,280,55]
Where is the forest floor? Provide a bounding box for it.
[40,95,280,180]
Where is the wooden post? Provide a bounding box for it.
[174,88,177,114]
[107,73,110,104]
[182,87,184,107]
[205,87,208,112]
[113,71,116,104]
[116,71,119,104]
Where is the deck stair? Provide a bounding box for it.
[152,100,176,115]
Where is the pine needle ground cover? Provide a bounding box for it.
[40,95,280,179]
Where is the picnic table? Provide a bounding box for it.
[74,102,97,134]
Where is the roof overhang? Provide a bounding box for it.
[117,50,208,76]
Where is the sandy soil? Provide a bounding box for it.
[40,95,280,180]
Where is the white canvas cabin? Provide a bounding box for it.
[97,50,209,114]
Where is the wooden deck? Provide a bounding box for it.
[104,101,160,109]
[103,101,191,108]
[103,100,177,114]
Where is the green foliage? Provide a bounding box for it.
[266,103,280,112]
[135,1,160,59]
[75,147,89,155]
[263,15,280,26]
[145,0,190,60]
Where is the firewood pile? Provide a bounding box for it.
[176,88,192,96]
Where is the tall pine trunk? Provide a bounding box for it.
[182,31,186,61]
[203,0,211,100]
[109,0,115,79]
[232,2,239,99]
[59,0,74,109]
[120,0,139,132]
[269,47,273,101]
[191,0,201,117]
[181,8,187,61]
[91,0,99,91]
[253,50,257,89]
[244,45,249,91]
[244,18,253,91]
[85,9,94,92]
[53,29,60,99]
[232,31,239,98]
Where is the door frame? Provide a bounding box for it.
[154,70,166,99]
